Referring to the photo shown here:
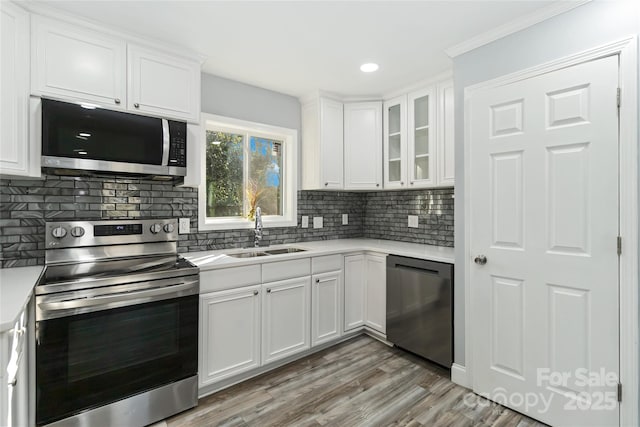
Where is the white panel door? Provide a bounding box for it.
[343,254,366,331]
[311,271,343,346]
[470,55,619,426]
[199,286,261,386]
[262,277,311,364]
[128,44,201,122]
[344,102,382,190]
[365,254,386,334]
[319,97,344,189]
[32,16,126,108]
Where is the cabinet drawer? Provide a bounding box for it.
[312,255,343,274]
[200,265,261,293]
[262,259,310,282]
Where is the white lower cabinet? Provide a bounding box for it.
[344,254,366,331]
[261,277,311,364]
[199,285,261,387]
[311,271,342,346]
[364,254,387,334]
[344,253,387,335]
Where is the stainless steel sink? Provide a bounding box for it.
[227,251,269,258]
[263,247,307,255]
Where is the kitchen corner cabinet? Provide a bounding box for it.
[364,254,386,334]
[31,16,201,122]
[199,285,261,387]
[343,102,383,190]
[344,253,386,335]
[1,2,38,178]
[261,277,311,364]
[382,80,454,189]
[301,96,344,190]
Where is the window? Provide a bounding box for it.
[198,114,297,230]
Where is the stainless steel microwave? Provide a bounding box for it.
[41,98,187,179]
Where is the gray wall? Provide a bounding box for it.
[201,73,301,132]
[452,0,640,366]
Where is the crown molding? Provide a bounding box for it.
[445,0,591,58]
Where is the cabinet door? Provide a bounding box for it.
[1,3,36,178]
[436,80,455,186]
[383,95,407,189]
[31,16,126,108]
[262,277,311,364]
[311,271,342,346]
[199,286,261,386]
[319,97,344,189]
[365,254,387,334]
[128,44,201,122]
[344,102,382,190]
[343,254,366,331]
[407,88,436,188]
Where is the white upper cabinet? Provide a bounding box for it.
[1,2,38,178]
[301,96,344,190]
[31,16,201,122]
[436,80,455,186]
[383,95,407,189]
[382,79,454,189]
[128,44,201,122]
[407,87,436,187]
[31,16,126,108]
[343,101,382,190]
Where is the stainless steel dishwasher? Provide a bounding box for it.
[386,255,453,367]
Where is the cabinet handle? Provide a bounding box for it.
[376,183,380,187]
[315,278,320,283]
[114,98,121,104]
[134,103,140,108]
[400,181,404,185]
[267,288,271,293]
[253,290,259,296]
[324,182,328,186]
[8,378,16,387]
[410,181,414,185]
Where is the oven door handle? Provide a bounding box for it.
[38,280,197,314]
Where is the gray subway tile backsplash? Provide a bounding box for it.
[0,174,453,268]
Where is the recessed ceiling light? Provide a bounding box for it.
[78,132,91,137]
[360,63,379,73]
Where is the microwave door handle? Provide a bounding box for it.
[161,119,170,166]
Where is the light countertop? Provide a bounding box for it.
[185,238,455,271]
[0,266,43,332]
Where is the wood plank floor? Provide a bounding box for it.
[166,336,547,427]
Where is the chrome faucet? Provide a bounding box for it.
[254,206,263,248]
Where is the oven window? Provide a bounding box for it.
[67,303,179,382]
[36,295,197,426]
[42,99,163,165]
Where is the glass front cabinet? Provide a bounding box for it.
[383,80,453,189]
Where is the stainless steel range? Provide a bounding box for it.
[35,219,199,427]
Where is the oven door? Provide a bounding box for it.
[35,277,198,426]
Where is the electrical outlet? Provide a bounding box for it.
[301,216,309,228]
[179,218,190,234]
[313,216,323,229]
[408,215,419,228]
[342,214,349,225]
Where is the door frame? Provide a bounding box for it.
[462,36,638,426]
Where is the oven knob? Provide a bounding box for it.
[150,223,163,234]
[70,226,85,238]
[51,226,67,239]
[163,223,175,233]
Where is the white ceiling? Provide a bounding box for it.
[32,0,572,98]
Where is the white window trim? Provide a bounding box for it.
[198,113,298,231]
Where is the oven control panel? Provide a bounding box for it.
[46,219,179,248]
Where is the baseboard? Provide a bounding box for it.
[451,363,470,388]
